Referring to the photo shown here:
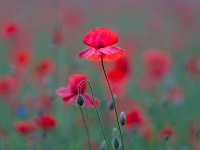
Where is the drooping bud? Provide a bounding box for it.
[120,111,126,126]
[77,95,84,106]
[100,140,107,150]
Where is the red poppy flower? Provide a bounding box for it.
[0,76,19,96]
[35,115,56,130]
[168,86,184,103]
[159,125,176,140]
[35,58,54,77]
[186,57,200,75]
[14,121,35,135]
[125,107,148,128]
[56,74,100,107]
[11,48,32,70]
[79,28,124,60]
[2,22,19,37]
[105,57,130,96]
[142,49,171,79]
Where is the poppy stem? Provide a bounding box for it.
[100,55,125,150]
[165,138,172,150]
[78,80,111,150]
[78,106,92,150]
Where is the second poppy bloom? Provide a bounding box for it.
[79,28,125,60]
[56,74,100,107]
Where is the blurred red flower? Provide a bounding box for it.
[0,76,19,96]
[11,48,32,70]
[140,124,154,140]
[35,115,56,130]
[168,86,184,103]
[79,28,124,60]
[125,107,148,128]
[2,22,19,38]
[105,57,130,96]
[56,74,100,107]
[14,121,35,135]
[159,125,176,141]
[35,58,55,77]
[142,49,171,79]
[186,57,200,75]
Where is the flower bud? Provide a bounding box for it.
[112,137,121,150]
[120,111,126,126]
[100,140,107,150]
[165,134,169,141]
[76,95,84,106]
[107,101,114,111]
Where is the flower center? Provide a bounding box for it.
[98,45,103,49]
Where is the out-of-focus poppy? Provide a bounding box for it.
[56,74,100,107]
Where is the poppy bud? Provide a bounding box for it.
[165,134,169,141]
[100,140,107,150]
[107,101,114,111]
[77,95,84,106]
[112,137,121,150]
[112,128,121,150]
[120,111,126,126]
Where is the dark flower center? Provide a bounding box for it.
[98,45,103,49]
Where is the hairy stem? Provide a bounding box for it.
[100,55,125,150]
[78,80,111,150]
[79,106,92,150]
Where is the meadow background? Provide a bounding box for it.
[0,0,200,149]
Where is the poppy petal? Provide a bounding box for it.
[100,46,125,60]
[63,95,76,103]
[68,74,86,93]
[82,93,100,107]
[83,28,118,49]
[79,47,96,58]
[55,87,73,97]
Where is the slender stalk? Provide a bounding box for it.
[79,106,92,150]
[79,80,111,150]
[100,55,125,150]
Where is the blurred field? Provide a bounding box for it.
[0,0,200,150]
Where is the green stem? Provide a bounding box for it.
[79,106,92,150]
[100,55,125,150]
[78,80,111,150]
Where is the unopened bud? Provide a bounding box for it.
[100,140,107,150]
[113,128,118,138]
[165,134,169,141]
[120,111,126,126]
[112,137,121,150]
[77,95,84,106]
[107,101,114,111]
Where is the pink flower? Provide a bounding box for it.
[56,74,100,107]
[79,28,124,60]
